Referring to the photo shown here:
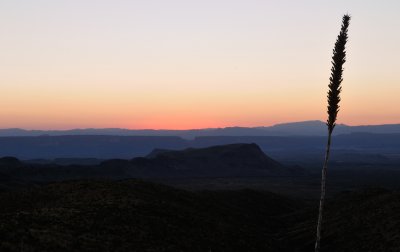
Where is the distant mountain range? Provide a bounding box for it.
[1,120,400,161]
[1,120,400,139]
[0,132,400,161]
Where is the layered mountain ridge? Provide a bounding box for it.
[0,144,299,184]
[1,120,400,138]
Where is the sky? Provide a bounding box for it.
[1,0,399,129]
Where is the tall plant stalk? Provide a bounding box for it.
[315,14,350,252]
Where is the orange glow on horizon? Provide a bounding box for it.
[1,1,399,130]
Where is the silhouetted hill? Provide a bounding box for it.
[0,144,299,182]
[147,143,283,171]
[0,157,22,167]
[103,143,295,178]
[268,120,330,135]
[0,158,33,191]
[0,180,398,251]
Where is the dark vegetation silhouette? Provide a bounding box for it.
[315,14,350,252]
[1,180,399,251]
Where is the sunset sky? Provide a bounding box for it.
[1,0,399,129]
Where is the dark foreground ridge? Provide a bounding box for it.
[0,180,398,251]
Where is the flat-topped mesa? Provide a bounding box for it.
[150,143,281,168]
[127,143,296,178]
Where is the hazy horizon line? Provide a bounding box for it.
[1,120,400,132]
